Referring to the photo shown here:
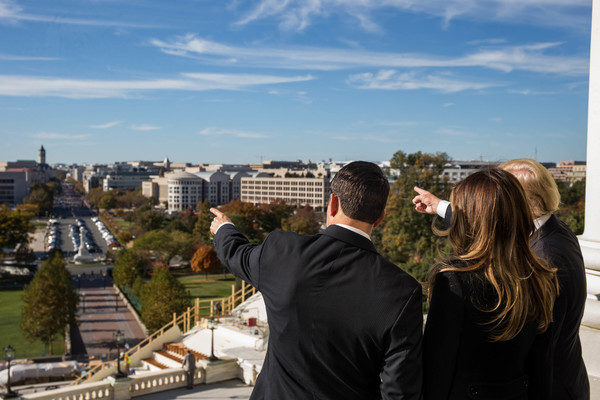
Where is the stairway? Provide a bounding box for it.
[141,342,207,372]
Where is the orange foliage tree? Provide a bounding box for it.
[190,245,221,279]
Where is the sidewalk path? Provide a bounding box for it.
[71,275,146,361]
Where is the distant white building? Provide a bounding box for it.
[167,171,204,212]
[241,176,330,211]
[195,171,231,205]
[102,172,152,191]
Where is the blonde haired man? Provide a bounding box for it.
[413,159,589,399]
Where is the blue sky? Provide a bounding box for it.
[0,0,592,164]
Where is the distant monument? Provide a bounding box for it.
[38,145,46,165]
[73,230,94,264]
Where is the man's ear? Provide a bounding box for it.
[372,209,386,228]
[329,194,339,217]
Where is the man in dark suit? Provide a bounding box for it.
[210,161,423,400]
[412,158,589,400]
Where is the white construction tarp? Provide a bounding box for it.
[0,361,80,386]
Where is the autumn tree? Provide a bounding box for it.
[220,200,263,241]
[191,245,221,279]
[281,205,321,235]
[141,267,190,331]
[372,150,452,282]
[0,205,34,256]
[20,253,78,354]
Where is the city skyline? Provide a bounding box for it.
[0,0,593,164]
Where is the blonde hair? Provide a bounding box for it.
[430,168,558,341]
[499,158,560,218]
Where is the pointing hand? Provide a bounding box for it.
[412,187,441,215]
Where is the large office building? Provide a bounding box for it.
[0,171,32,206]
[240,176,330,211]
[102,171,153,191]
[548,161,587,182]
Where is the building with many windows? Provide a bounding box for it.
[167,171,204,212]
[0,171,31,206]
[102,171,152,191]
[240,176,330,211]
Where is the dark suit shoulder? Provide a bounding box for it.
[379,256,422,291]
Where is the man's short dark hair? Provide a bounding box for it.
[330,161,389,224]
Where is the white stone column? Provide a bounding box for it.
[580,0,600,327]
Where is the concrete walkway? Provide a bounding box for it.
[140,380,253,399]
[72,275,146,361]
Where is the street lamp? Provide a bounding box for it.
[1,345,18,399]
[113,331,126,378]
[207,319,219,362]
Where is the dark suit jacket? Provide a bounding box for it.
[424,269,552,400]
[443,208,589,399]
[214,224,423,400]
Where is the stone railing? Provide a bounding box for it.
[22,365,223,400]
[23,380,114,400]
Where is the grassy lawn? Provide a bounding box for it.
[0,289,65,359]
[113,217,134,231]
[32,220,47,229]
[175,272,237,300]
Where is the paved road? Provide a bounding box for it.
[71,275,146,361]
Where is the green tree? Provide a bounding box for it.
[20,254,78,354]
[193,200,214,244]
[190,245,221,278]
[281,205,321,235]
[113,249,143,287]
[98,193,117,209]
[258,199,294,232]
[25,183,54,216]
[133,229,194,262]
[0,205,34,255]
[141,268,190,331]
[373,150,452,282]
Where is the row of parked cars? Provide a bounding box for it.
[91,217,119,248]
[69,219,101,253]
[46,219,61,252]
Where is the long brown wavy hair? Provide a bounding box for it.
[429,168,558,341]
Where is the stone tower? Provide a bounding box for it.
[38,145,46,165]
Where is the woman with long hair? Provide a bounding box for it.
[423,168,558,399]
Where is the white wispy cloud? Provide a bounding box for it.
[90,121,121,129]
[436,128,471,136]
[0,53,59,61]
[443,102,455,107]
[33,132,90,140]
[0,72,314,98]
[151,35,587,76]
[348,70,498,92]
[198,127,268,138]
[0,0,160,28]
[232,0,589,32]
[507,88,559,95]
[130,124,161,131]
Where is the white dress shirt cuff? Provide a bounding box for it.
[214,222,235,235]
[436,200,451,218]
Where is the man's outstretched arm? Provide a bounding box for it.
[210,208,263,289]
[412,187,452,226]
